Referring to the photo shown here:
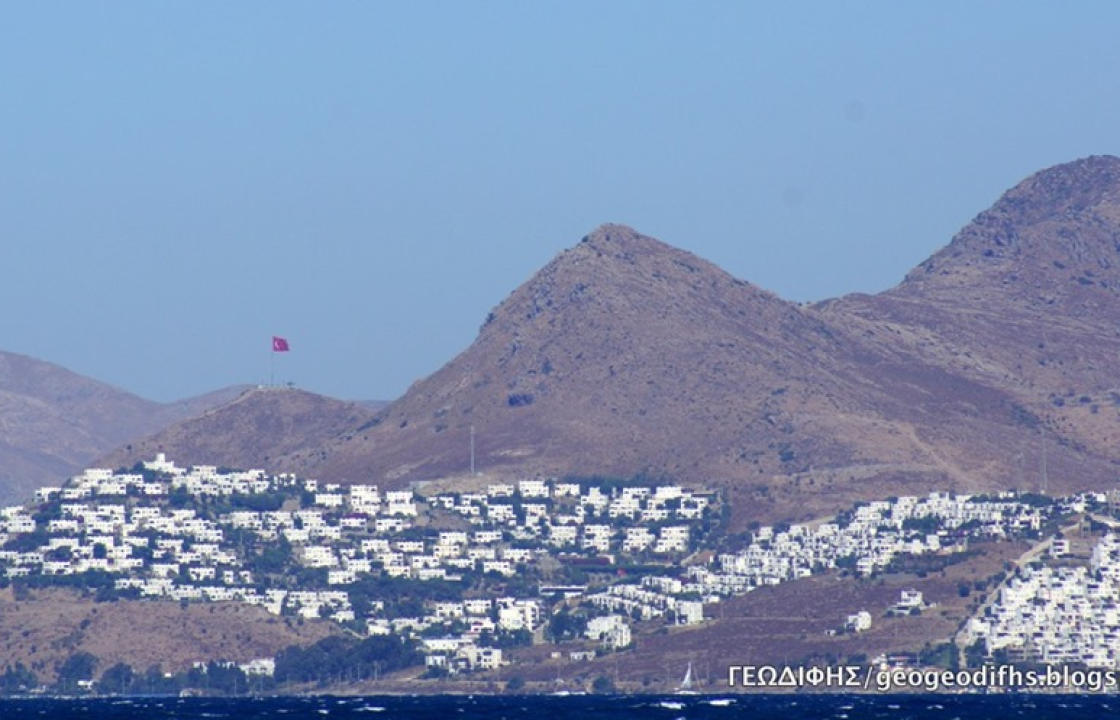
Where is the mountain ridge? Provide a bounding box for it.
[97,387,377,474]
[80,156,1120,527]
[0,348,249,502]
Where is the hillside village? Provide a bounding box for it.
[0,454,1100,691]
[0,455,720,679]
[961,527,1120,669]
[690,491,1061,598]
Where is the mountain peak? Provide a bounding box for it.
[582,222,641,241]
[899,155,1120,296]
[480,224,782,341]
[995,155,1120,222]
[563,223,696,269]
[547,222,773,293]
[579,222,657,250]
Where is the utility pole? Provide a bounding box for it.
[1041,432,1048,495]
[470,425,476,475]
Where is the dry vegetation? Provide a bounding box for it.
[87,158,1120,530]
[0,587,339,683]
[0,351,246,503]
[99,388,377,475]
[498,539,1029,692]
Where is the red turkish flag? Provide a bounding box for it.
[272,336,290,352]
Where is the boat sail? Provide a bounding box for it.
[676,660,696,694]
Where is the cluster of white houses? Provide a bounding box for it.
[683,491,1058,601]
[417,596,543,673]
[962,530,1120,668]
[421,481,711,556]
[0,456,717,674]
[586,574,704,626]
[0,455,1085,676]
[575,491,1058,634]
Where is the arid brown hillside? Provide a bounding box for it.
[305,224,870,498]
[307,217,1120,527]
[101,156,1120,527]
[0,350,247,503]
[98,387,377,475]
[0,587,337,684]
[820,155,1120,500]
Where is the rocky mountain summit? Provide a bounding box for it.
[89,156,1120,527]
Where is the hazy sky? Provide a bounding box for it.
[3,2,1119,402]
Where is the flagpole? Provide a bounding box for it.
[269,336,289,388]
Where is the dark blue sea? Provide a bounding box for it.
[0,694,1117,720]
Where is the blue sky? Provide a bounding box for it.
[2,2,1119,402]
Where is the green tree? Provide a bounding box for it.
[0,663,39,695]
[251,536,293,575]
[591,675,615,693]
[56,651,98,693]
[99,662,134,695]
[274,635,421,685]
[168,486,193,509]
[547,609,588,643]
[133,664,182,695]
[203,662,248,695]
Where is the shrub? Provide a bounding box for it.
[55,652,98,693]
[591,675,615,693]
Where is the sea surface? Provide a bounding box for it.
[0,694,1115,720]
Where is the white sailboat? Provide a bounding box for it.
[676,660,697,695]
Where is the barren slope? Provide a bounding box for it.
[100,387,377,476]
[285,222,1100,526]
[0,587,338,684]
[822,155,1120,496]
[0,350,246,502]
[97,157,1120,527]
